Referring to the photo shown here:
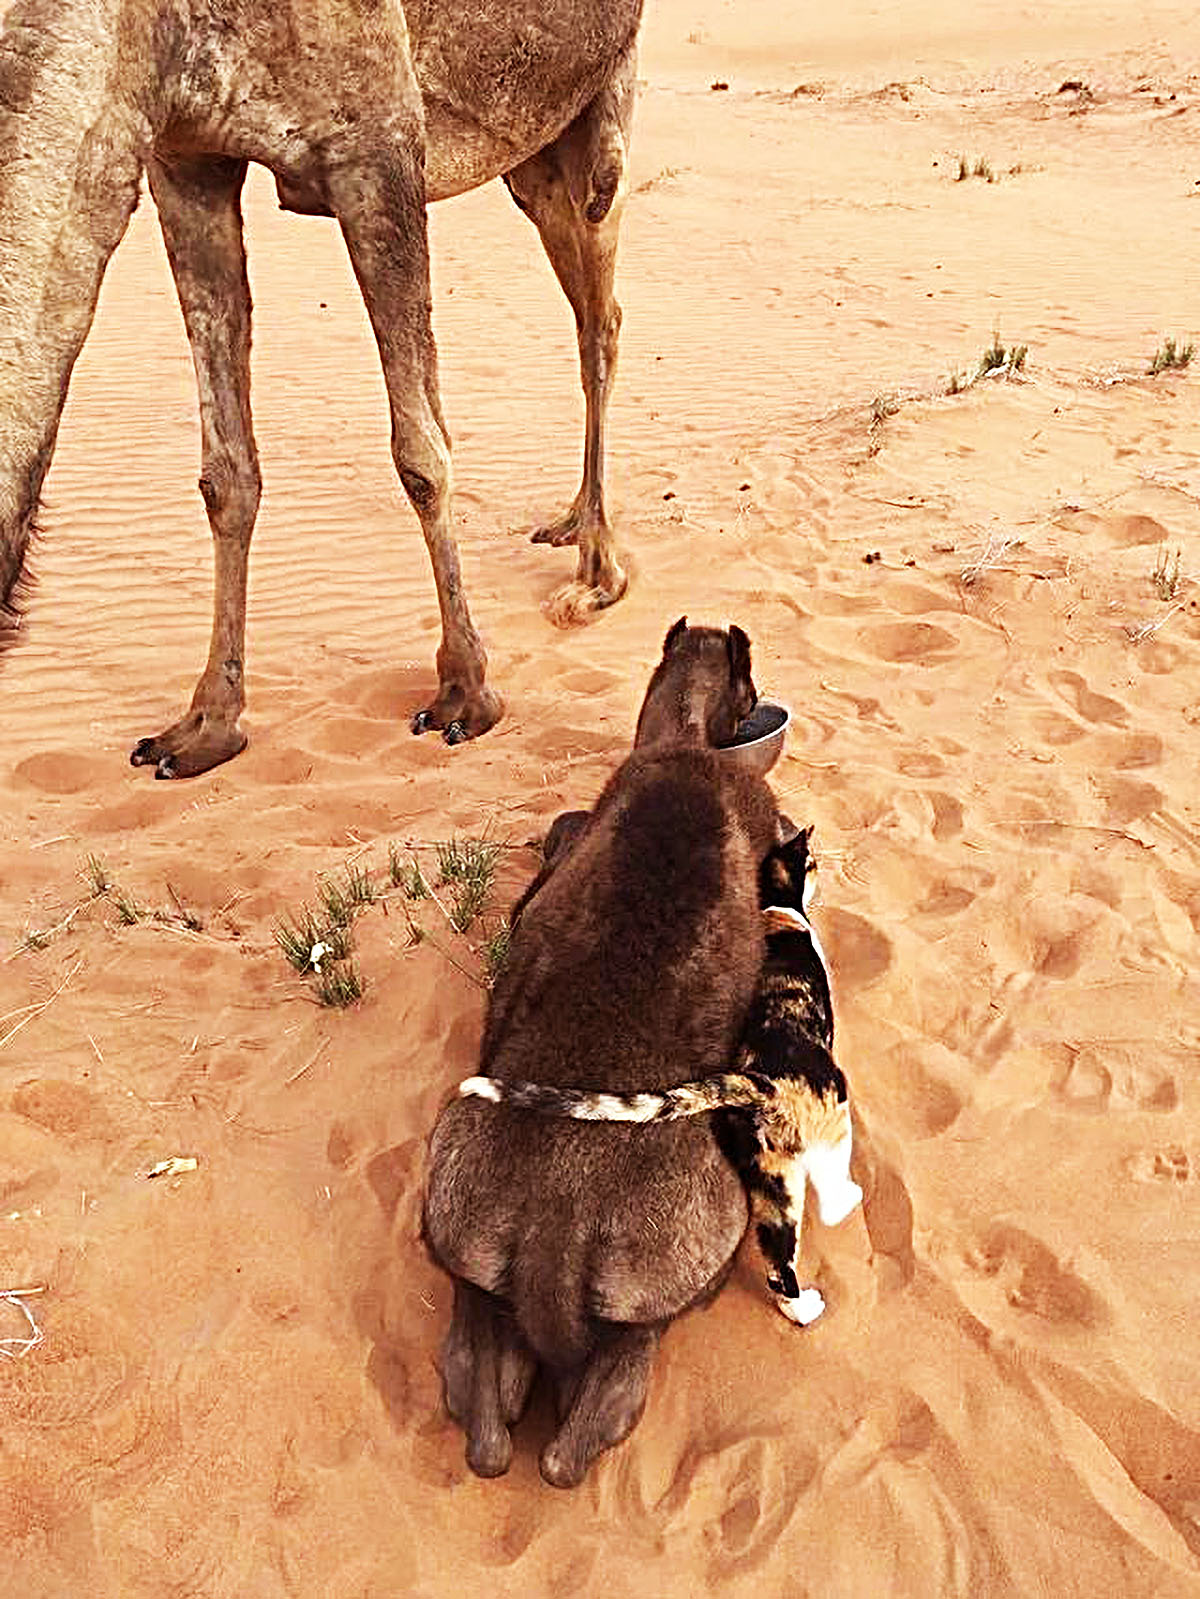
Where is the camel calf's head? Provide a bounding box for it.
[633,616,757,750]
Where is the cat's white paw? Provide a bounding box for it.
[776,1287,825,1326]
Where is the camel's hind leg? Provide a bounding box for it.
[539,1322,660,1489]
[131,156,260,779]
[328,137,500,744]
[505,44,637,629]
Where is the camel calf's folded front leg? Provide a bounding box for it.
[131,154,260,779]
[329,139,500,744]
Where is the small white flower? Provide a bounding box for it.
[308,940,329,972]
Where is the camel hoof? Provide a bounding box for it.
[544,571,628,630]
[129,723,246,778]
[531,520,580,548]
[412,687,502,742]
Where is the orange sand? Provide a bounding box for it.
[3,3,1200,1593]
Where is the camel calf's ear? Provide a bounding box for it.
[663,615,688,654]
[727,624,752,682]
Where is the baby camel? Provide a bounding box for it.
[0,0,641,774]
[424,620,778,1487]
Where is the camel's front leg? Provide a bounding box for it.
[539,1322,660,1488]
[505,43,636,628]
[329,143,500,744]
[131,155,260,778]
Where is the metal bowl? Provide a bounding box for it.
[717,700,791,776]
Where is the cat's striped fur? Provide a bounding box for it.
[459,829,862,1326]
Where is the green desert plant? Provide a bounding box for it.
[956,154,994,182]
[978,334,1027,377]
[387,842,406,888]
[1149,337,1194,376]
[314,961,366,1009]
[391,846,428,900]
[112,889,142,926]
[1152,546,1182,600]
[274,907,351,973]
[84,854,111,898]
[317,874,355,932]
[481,921,512,983]
[436,836,504,932]
[342,862,377,908]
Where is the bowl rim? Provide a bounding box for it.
[725,698,791,749]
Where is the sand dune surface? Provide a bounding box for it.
[3,2,1200,1594]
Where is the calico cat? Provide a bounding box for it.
[459,828,862,1327]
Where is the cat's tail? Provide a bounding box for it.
[457,1072,773,1122]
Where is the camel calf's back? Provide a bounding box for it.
[425,740,777,1369]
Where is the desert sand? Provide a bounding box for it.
[3,1,1200,1594]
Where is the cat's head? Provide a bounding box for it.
[758,822,817,914]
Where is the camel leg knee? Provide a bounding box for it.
[540,1324,660,1489]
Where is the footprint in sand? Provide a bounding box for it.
[709,1436,811,1572]
[858,621,959,665]
[1028,708,1088,747]
[819,908,893,990]
[1059,508,1173,548]
[1097,730,1163,771]
[365,1139,422,1218]
[915,879,975,916]
[1048,670,1128,726]
[1127,1146,1191,1184]
[11,750,111,794]
[962,1224,1102,1327]
[1093,775,1164,826]
[820,1392,937,1491]
[1055,1046,1178,1114]
[11,1080,115,1143]
[896,750,946,778]
[881,1043,966,1138]
[654,1431,814,1577]
[339,665,431,720]
[554,665,622,697]
[928,791,964,840]
[6,1305,129,1427]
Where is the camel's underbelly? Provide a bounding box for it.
[412,0,642,199]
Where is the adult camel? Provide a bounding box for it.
[0,0,640,774]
